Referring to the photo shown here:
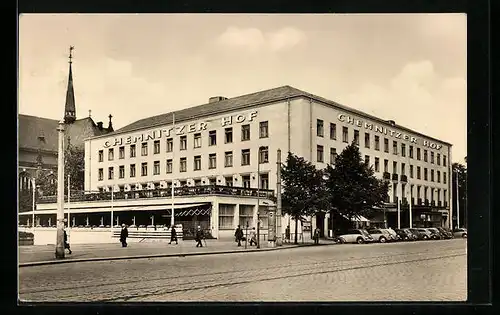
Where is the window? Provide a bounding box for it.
[241,149,250,165]
[154,140,160,154]
[410,165,414,178]
[260,173,269,190]
[330,123,337,140]
[108,148,114,161]
[141,162,147,176]
[225,176,233,187]
[141,143,148,156]
[259,121,269,138]
[130,164,136,177]
[209,153,217,169]
[194,156,201,170]
[375,135,380,151]
[317,119,324,137]
[384,138,389,152]
[443,172,447,184]
[342,127,348,143]
[354,130,359,145]
[259,146,269,163]
[330,148,337,164]
[417,166,421,179]
[98,150,104,162]
[424,187,428,201]
[180,136,187,150]
[130,144,136,158]
[108,167,114,180]
[119,146,125,159]
[224,151,233,167]
[437,170,441,183]
[241,124,250,141]
[225,128,233,143]
[431,169,434,182]
[317,145,324,162]
[430,151,434,164]
[166,159,172,173]
[364,133,370,148]
[401,163,406,176]
[180,157,187,172]
[443,155,447,166]
[424,168,428,181]
[194,133,202,148]
[444,189,447,202]
[424,150,428,162]
[119,165,125,179]
[417,148,421,160]
[437,153,441,165]
[151,161,159,175]
[209,130,217,146]
[384,159,389,172]
[242,175,251,188]
[374,157,380,172]
[364,155,370,165]
[409,146,413,158]
[98,168,103,181]
[239,205,253,228]
[219,204,234,229]
[401,143,406,157]
[393,161,397,174]
[166,138,173,152]
[393,141,398,155]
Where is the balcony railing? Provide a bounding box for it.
[38,185,275,204]
[392,173,399,181]
[400,175,408,182]
[383,172,391,180]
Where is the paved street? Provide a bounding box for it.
[19,239,466,302]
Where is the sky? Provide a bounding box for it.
[18,14,467,163]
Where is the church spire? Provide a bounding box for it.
[64,46,76,124]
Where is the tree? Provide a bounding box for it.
[324,141,389,226]
[281,152,328,244]
[64,143,85,194]
[452,159,467,228]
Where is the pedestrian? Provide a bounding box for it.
[249,227,257,246]
[195,226,204,247]
[120,223,128,247]
[169,225,178,245]
[63,228,72,254]
[234,225,244,247]
[285,225,291,244]
[314,227,320,245]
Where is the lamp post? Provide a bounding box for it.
[67,175,70,229]
[170,112,176,227]
[55,121,65,259]
[31,178,36,230]
[276,149,282,246]
[455,169,460,230]
[256,149,261,249]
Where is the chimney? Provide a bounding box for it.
[97,122,103,130]
[387,120,396,126]
[209,96,228,103]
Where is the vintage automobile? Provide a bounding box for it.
[337,229,374,244]
[453,228,467,238]
[383,228,400,241]
[425,228,443,240]
[414,228,433,240]
[395,228,413,241]
[367,228,393,243]
[436,227,454,239]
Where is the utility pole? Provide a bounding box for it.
[455,169,460,230]
[55,121,65,259]
[32,178,36,229]
[171,112,176,227]
[256,151,261,249]
[67,175,71,228]
[276,149,282,246]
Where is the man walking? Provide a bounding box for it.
[313,227,320,245]
[195,226,204,247]
[234,225,244,247]
[169,225,178,245]
[120,224,129,247]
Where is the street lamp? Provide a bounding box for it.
[31,178,36,229]
[55,121,65,259]
[256,145,266,249]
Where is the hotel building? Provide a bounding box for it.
[26,85,453,240]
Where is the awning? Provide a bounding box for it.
[174,207,211,217]
[18,203,210,216]
[342,214,370,222]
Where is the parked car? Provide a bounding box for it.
[403,228,419,241]
[453,228,467,238]
[436,227,454,239]
[413,228,432,240]
[337,229,374,244]
[366,228,392,243]
[383,228,400,241]
[395,228,413,241]
[425,228,442,240]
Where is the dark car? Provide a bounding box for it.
[409,228,428,240]
[394,228,412,241]
[436,227,453,239]
[402,228,419,241]
[425,228,442,240]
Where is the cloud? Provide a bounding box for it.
[216,26,306,52]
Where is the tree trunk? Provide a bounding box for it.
[294,217,299,244]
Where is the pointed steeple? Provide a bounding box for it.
[64,46,76,124]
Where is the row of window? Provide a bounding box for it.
[219,204,269,230]
[316,120,447,166]
[392,184,447,205]
[98,147,270,180]
[98,122,269,162]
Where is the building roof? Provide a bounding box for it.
[100,85,451,146]
[18,114,112,153]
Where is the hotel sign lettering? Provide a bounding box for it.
[337,114,443,150]
[103,111,258,148]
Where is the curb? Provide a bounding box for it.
[19,242,338,267]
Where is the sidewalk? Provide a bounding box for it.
[19,239,338,267]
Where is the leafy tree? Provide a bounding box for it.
[281,152,328,244]
[452,159,467,228]
[64,143,85,194]
[324,141,389,225]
